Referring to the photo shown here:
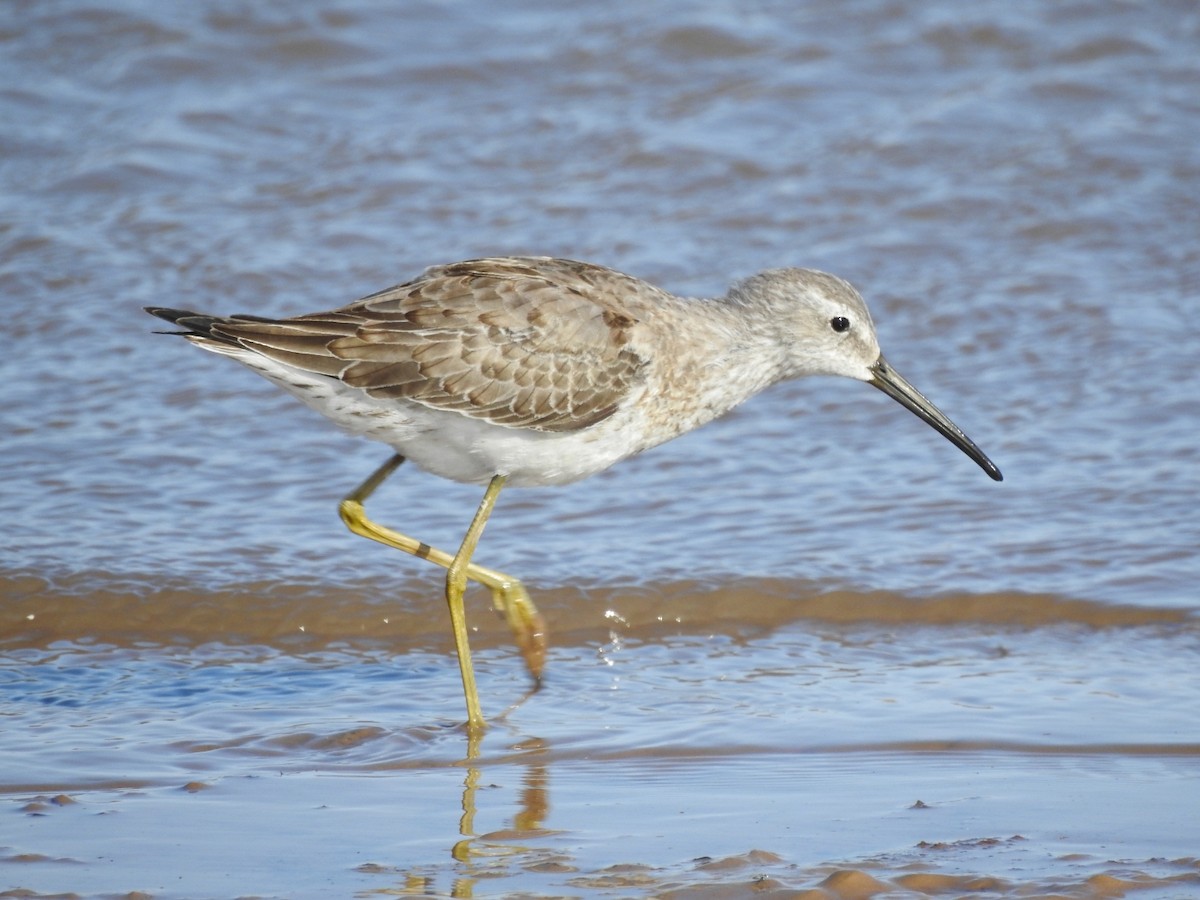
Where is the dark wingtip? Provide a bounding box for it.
[145,307,198,328]
[144,307,227,339]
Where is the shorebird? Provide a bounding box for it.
[147,256,1002,730]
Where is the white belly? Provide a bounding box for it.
[227,346,653,487]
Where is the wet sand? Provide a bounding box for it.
[4,576,1199,897]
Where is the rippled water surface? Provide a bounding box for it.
[2,1,1199,897]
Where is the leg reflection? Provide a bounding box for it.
[448,731,553,882]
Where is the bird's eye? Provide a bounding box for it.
[830,316,851,333]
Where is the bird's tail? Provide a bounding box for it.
[144,307,275,346]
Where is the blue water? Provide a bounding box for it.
[2,2,1198,897]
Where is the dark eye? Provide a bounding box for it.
[830,316,851,333]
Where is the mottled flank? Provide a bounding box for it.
[151,258,653,433]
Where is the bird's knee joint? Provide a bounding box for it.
[338,499,363,530]
[446,565,469,597]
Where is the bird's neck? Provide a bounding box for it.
[635,296,788,442]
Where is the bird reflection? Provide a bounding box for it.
[391,730,554,897]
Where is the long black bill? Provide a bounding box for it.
[869,357,1003,482]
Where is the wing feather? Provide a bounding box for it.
[206,257,651,432]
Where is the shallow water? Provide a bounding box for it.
[3,1,1199,897]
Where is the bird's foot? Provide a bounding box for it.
[490,582,547,685]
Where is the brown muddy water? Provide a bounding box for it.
[2,2,1199,897]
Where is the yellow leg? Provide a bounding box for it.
[337,455,547,729]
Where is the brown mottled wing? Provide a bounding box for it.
[211,257,650,433]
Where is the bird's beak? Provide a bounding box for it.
[869,357,1003,482]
